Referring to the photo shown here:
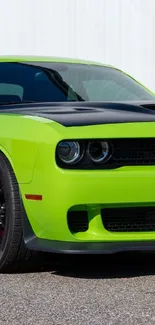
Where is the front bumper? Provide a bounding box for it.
[25,237,155,254]
[19,121,155,252]
[20,163,155,248]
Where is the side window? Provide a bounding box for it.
[0,83,24,101]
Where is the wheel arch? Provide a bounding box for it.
[0,145,15,171]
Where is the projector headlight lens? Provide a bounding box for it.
[88,141,110,163]
[57,141,81,164]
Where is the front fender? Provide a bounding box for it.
[0,139,37,183]
[0,114,63,184]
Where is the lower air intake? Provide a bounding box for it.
[101,207,155,232]
[67,210,88,233]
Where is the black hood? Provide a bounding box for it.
[1,101,155,126]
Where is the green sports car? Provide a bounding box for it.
[1,57,155,272]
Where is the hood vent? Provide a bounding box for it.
[140,104,155,112]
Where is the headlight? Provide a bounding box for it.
[88,141,110,163]
[57,141,81,164]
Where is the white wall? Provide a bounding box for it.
[0,0,155,92]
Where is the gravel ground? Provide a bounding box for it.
[1,253,155,325]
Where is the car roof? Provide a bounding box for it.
[0,55,114,68]
[0,56,153,95]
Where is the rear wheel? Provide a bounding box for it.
[0,152,44,272]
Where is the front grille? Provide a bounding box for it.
[57,138,155,170]
[111,138,155,166]
[67,210,88,233]
[101,207,155,232]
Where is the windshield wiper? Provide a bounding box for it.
[0,100,40,106]
[0,99,85,106]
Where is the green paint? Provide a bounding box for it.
[0,56,154,247]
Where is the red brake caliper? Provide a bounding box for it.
[0,230,4,237]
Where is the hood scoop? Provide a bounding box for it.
[74,107,99,112]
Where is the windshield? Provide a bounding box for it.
[0,61,154,104]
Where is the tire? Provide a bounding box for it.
[0,152,40,273]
